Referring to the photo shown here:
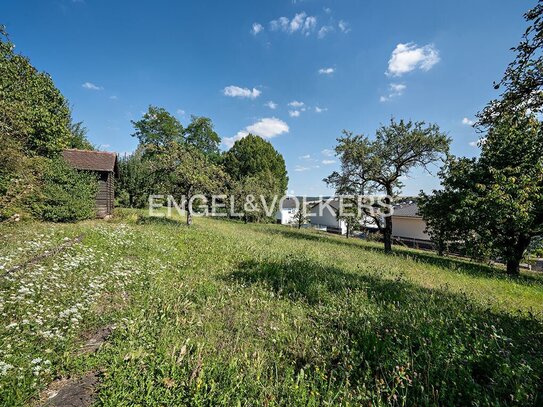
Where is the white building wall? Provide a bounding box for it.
[309,204,346,234]
[391,217,429,241]
[276,209,296,225]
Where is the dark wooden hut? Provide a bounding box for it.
[62,149,118,218]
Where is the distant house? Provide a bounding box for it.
[309,198,347,235]
[391,203,431,248]
[275,197,299,224]
[62,149,118,218]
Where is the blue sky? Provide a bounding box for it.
[1,0,532,195]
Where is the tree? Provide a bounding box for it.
[327,119,450,253]
[116,148,153,208]
[223,134,288,194]
[477,1,543,128]
[424,114,543,274]
[184,116,221,160]
[0,26,75,157]
[131,106,184,151]
[230,171,280,223]
[292,208,308,229]
[69,121,94,150]
[151,143,226,225]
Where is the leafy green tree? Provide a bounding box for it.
[131,106,184,151]
[327,119,450,252]
[69,121,94,150]
[230,171,280,223]
[477,1,543,127]
[292,209,308,229]
[0,26,73,157]
[424,114,543,274]
[184,115,221,160]
[223,134,288,195]
[116,148,153,208]
[151,143,227,225]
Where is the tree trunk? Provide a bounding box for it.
[186,210,192,226]
[383,216,392,253]
[506,258,520,275]
[505,235,531,275]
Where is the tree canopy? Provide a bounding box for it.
[223,134,288,194]
[326,119,450,252]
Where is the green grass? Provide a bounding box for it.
[1,209,542,406]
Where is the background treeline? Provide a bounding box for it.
[0,26,97,222]
[116,106,288,225]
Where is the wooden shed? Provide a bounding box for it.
[62,149,118,218]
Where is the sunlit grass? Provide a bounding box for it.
[1,209,542,405]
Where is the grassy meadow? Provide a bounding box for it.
[1,209,542,406]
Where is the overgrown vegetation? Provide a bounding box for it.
[0,211,541,405]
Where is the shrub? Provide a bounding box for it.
[27,159,97,222]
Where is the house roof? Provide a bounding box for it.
[392,203,421,218]
[309,198,341,213]
[280,197,299,209]
[62,149,117,172]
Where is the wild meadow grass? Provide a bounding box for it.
[1,209,542,405]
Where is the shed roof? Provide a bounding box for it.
[391,204,421,218]
[62,149,117,172]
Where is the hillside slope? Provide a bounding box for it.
[1,210,542,405]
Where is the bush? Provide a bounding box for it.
[27,159,97,222]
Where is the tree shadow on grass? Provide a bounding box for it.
[256,227,543,287]
[136,215,185,227]
[226,257,543,405]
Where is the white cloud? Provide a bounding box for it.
[322,159,336,165]
[82,82,103,90]
[321,148,334,157]
[288,100,304,107]
[315,106,327,113]
[223,117,289,148]
[300,154,311,160]
[462,117,474,125]
[380,82,406,102]
[270,12,318,35]
[386,43,440,77]
[295,165,311,172]
[176,109,186,115]
[246,117,289,138]
[469,137,486,147]
[289,110,301,117]
[223,85,261,99]
[109,95,118,100]
[302,16,317,35]
[323,7,332,14]
[265,101,277,109]
[469,141,478,147]
[338,20,350,33]
[318,25,333,38]
[318,67,335,75]
[252,22,264,35]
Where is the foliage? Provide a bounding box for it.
[223,134,288,195]
[1,212,542,405]
[327,119,450,252]
[0,26,75,157]
[116,148,153,208]
[292,208,308,229]
[230,171,280,223]
[422,114,543,273]
[26,159,97,222]
[477,1,543,127]
[131,106,184,150]
[150,143,227,225]
[184,115,221,161]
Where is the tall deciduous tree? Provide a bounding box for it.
[327,119,450,253]
[422,114,543,274]
[184,115,221,160]
[0,26,79,157]
[131,106,184,151]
